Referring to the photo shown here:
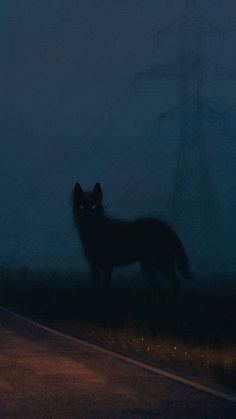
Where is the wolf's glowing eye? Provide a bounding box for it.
[91,204,97,210]
[79,205,85,210]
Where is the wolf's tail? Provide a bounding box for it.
[172,233,193,280]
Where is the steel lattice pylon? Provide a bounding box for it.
[135,0,236,270]
[171,0,220,256]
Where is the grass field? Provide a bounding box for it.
[0,266,235,391]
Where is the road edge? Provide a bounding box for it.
[0,305,235,403]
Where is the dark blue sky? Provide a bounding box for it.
[0,0,236,273]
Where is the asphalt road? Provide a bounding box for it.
[0,309,235,419]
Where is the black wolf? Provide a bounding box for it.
[72,182,192,296]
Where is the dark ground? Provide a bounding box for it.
[0,308,235,419]
[0,266,235,391]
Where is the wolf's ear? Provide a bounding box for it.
[93,183,103,201]
[74,182,83,196]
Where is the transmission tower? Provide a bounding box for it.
[135,0,235,270]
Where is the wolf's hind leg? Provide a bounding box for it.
[140,260,160,297]
[163,263,180,298]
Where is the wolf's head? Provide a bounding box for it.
[72,182,104,223]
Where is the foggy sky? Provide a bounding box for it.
[0,0,236,273]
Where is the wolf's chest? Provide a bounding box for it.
[80,226,107,256]
[80,224,141,267]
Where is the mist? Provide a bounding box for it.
[0,0,236,274]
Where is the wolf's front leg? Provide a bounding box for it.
[102,266,113,298]
[89,263,101,297]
